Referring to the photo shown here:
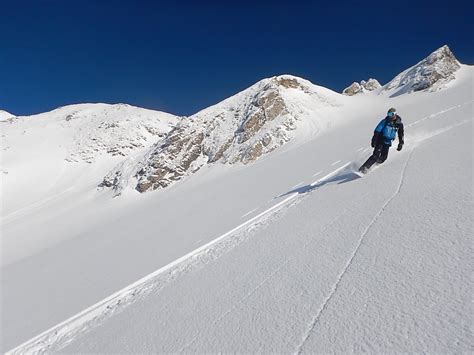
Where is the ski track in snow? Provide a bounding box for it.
[291,181,304,189]
[241,208,259,218]
[179,212,348,353]
[6,103,472,354]
[178,258,292,353]
[405,100,473,128]
[295,148,415,354]
[6,159,353,355]
[1,186,76,225]
[292,115,473,354]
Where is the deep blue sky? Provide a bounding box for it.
[1,0,472,116]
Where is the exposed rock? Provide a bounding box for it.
[243,141,263,164]
[342,78,381,96]
[102,75,343,195]
[276,77,301,89]
[362,78,382,91]
[342,82,362,96]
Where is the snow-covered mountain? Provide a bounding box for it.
[102,76,345,194]
[2,45,472,354]
[102,46,464,196]
[1,103,178,214]
[30,103,177,163]
[382,45,461,96]
[342,78,381,95]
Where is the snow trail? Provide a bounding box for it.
[6,112,471,355]
[6,162,354,355]
[295,148,415,354]
[241,208,259,218]
[179,211,347,353]
[406,100,473,128]
[291,181,305,189]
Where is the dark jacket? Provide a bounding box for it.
[372,115,404,147]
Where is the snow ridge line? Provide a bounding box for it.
[294,149,415,355]
[7,163,350,355]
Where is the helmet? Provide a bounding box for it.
[387,107,396,118]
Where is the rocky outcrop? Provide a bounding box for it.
[342,82,362,96]
[362,79,382,91]
[102,75,342,195]
[342,79,381,96]
[383,45,461,96]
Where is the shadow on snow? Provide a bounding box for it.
[276,169,362,199]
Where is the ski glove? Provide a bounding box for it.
[397,143,403,151]
[371,137,376,148]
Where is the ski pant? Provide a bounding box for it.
[361,143,390,170]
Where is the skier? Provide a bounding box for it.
[359,107,404,174]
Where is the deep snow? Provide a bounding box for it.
[1,64,473,353]
[63,120,472,354]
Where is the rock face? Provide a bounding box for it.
[383,45,461,96]
[342,79,381,96]
[362,79,382,91]
[102,75,343,195]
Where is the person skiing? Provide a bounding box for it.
[359,107,404,174]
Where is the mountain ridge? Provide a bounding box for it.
[101,75,346,194]
[101,45,465,195]
[1,45,466,197]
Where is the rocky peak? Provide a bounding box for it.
[383,45,461,96]
[342,78,381,96]
[361,79,382,91]
[101,75,342,195]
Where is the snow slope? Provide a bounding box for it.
[102,75,346,195]
[63,120,472,354]
[1,54,473,352]
[1,103,178,235]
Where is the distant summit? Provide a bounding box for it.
[342,79,381,96]
[382,45,461,97]
[4,45,466,197]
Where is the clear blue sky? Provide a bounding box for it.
[1,0,472,116]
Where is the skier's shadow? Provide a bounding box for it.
[277,170,361,198]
